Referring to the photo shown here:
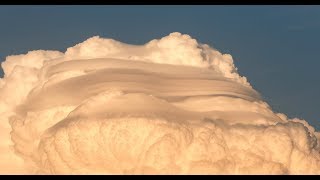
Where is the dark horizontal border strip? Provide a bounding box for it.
[1,1,319,5]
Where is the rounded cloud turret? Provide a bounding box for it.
[0,32,319,174]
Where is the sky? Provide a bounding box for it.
[0,5,319,130]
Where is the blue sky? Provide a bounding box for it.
[0,5,319,130]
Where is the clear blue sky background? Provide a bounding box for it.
[0,5,319,130]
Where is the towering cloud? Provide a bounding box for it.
[0,32,319,174]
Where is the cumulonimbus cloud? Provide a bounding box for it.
[0,32,319,174]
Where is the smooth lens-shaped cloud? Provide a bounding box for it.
[0,32,319,174]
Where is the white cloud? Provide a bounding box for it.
[0,32,319,174]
